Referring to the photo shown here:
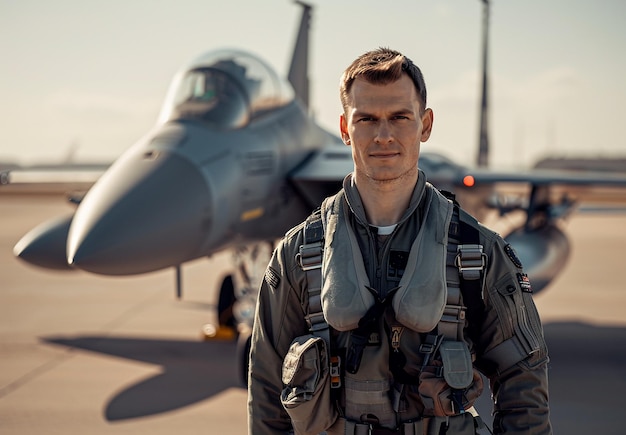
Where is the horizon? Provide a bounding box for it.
[1,0,625,168]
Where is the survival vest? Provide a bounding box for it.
[297,189,487,415]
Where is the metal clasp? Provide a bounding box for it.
[296,241,323,271]
[455,244,486,280]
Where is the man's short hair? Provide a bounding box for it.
[340,47,427,114]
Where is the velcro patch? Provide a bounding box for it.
[264,267,280,290]
[504,244,523,269]
[517,273,532,293]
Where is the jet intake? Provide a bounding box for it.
[14,215,75,270]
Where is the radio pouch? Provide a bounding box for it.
[280,334,338,434]
[440,341,474,389]
[418,340,483,417]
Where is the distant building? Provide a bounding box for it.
[534,156,626,173]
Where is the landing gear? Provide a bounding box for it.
[202,242,274,386]
[202,275,237,340]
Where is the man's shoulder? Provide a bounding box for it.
[279,220,307,262]
[457,207,502,247]
[284,191,341,242]
[284,219,307,241]
[281,204,325,253]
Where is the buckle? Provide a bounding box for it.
[419,343,435,354]
[455,244,486,280]
[419,335,443,368]
[419,334,442,355]
[297,242,323,271]
[305,312,327,331]
[330,355,341,388]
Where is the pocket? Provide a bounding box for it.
[419,363,483,417]
[493,275,543,358]
[280,334,338,434]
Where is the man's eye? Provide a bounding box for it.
[357,117,374,123]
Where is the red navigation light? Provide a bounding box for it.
[463,175,475,187]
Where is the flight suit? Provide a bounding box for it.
[248,171,552,434]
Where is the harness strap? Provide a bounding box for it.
[298,209,339,387]
[441,203,465,342]
[417,192,486,417]
[298,192,489,427]
[346,288,397,374]
[441,191,486,345]
[298,213,325,327]
[457,216,486,347]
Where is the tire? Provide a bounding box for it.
[217,275,236,329]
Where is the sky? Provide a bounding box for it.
[1,0,625,168]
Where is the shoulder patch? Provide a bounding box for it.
[504,244,523,268]
[517,273,532,293]
[264,267,280,290]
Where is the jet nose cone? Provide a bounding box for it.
[67,149,211,275]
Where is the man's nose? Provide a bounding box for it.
[374,120,393,144]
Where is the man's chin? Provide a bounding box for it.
[368,169,417,184]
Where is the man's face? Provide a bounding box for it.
[340,74,433,185]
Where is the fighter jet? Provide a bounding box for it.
[5,2,626,383]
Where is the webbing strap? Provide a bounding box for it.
[457,215,486,346]
[440,193,485,345]
[298,211,328,340]
[442,203,465,341]
[298,209,345,392]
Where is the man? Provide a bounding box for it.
[248,48,551,434]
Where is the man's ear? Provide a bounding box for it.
[340,114,351,145]
[420,108,434,142]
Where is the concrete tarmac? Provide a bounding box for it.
[1,194,625,434]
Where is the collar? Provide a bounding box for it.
[342,169,428,229]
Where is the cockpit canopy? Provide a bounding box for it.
[159,49,295,129]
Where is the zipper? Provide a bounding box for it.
[377,225,401,300]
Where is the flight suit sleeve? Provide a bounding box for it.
[247,232,310,435]
[475,233,552,435]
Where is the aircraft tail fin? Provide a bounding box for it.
[288,1,312,110]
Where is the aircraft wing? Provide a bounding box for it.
[290,144,626,212]
[468,167,626,209]
[469,166,626,187]
[288,137,352,208]
[1,165,108,195]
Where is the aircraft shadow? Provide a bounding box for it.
[42,321,626,432]
[42,335,242,421]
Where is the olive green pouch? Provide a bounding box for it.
[280,334,338,434]
[419,341,483,417]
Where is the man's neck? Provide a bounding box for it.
[354,171,418,227]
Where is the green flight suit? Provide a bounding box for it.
[248,171,551,434]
